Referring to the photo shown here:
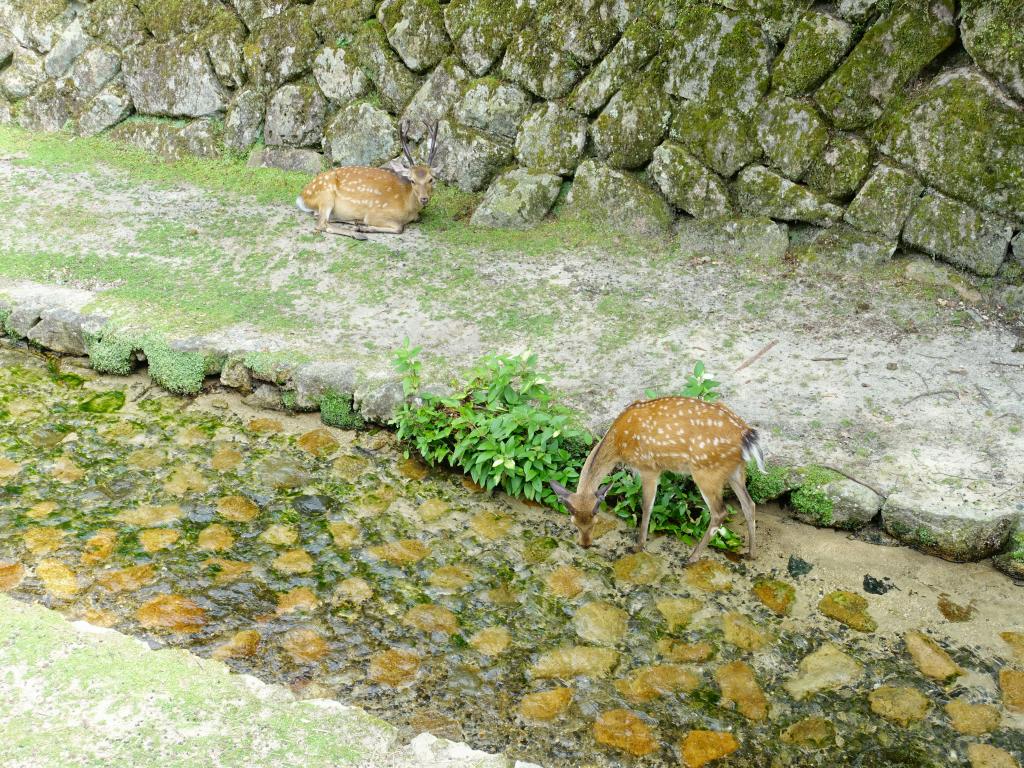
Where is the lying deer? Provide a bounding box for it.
[549,396,764,562]
[296,121,440,240]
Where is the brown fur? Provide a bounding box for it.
[550,397,759,562]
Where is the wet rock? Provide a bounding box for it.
[244,7,318,90]
[593,709,657,757]
[648,142,731,220]
[79,608,118,628]
[248,418,283,434]
[404,604,459,635]
[723,612,772,651]
[868,685,930,726]
[523,536,558,565]
[716,661,768,721]
[733,165,842,224]
[328,522,360,549]
[211,447,244,472]
[51,457,85,484]
[272,549,314,575]
[655,598,701,631]
[481,586,519,606]
[1002,632,1024,665]
[433,119,513,192]
[139,529,180,553]
[332,455,369,483]
[787,555,813,578]
[202,558,252,583]
[752,578,795,616]
[369,539,430,566]
[944,699,1001,736]
[27,308,89,356]
[514,102,587,176]
[313,45,369,104]
[164,465,208,495]
[27,501,58,519]
[97,564,156,593]
[281,628,329,662]
[685,559,733,592]
[429,565,475,589]
[518,687,572,721]
[679,730,739,768]
[217,495,259,522]
[530,646,619,679]
[591,77,671,170]
[469,626,510,656]
[772,11,853,96]
[0,562,26,591]
[784,643,864,700]
[967,744,1021,768]
[137,594,206,633]
[962,1,1024,101]
[195,524,233,552]
[614,664,700,704]
[574,602,628,646]
[399,457,429,480]
[116,504,183,526]
[819,590,877,632]
[353,22,422,114]
[22,527,64,557]
[0,458,23,480]
[780,716,834,748]
[904,630,962,681]
[323,101,398,166]
[212,629,261,660]
[612,552,665,587]
[902,191,1011,277]
[656,639,715,663]
[258,457,310,489]
[36,560,79,599]
[334,577,373,604]
[1001,669,1024,713]
[755,95,828,180]
[816,0,955,129]
[247,146,326,174]
[369,648,421,686]
[863,575,894,595]
[938,594,975,623]
[469,510,512,540]
[470,170,561,230]
[297,428,340,458]
[566,160,673,238]
[81,529,118,566]
[790,472,884,530]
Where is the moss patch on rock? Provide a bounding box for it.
[591,75,672,170]
[567,159,673,237]
[648,141,731,219]
[772,10,854,95]
[733,165,842,224]
[669,101,761,178]
[514,102,587,176]
[754,94,829,180]
[804,133,871,200]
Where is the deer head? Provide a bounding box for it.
[549,480,611,548]
[385,121,441,207]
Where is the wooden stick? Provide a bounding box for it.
[990,361,1024,368]
[819,464,886,499]
[810,356,847,362]
[901,389,959,406]
[735,340,777,372]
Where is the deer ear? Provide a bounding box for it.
[548,480,571,500]
[383,157,412,178]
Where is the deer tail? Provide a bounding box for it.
[296,195,313,213]
[740,428,765,473]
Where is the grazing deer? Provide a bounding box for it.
[296,121,440,240]
[549,396,764,563]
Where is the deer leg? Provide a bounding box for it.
[324,223,368,240]
[354,223,406,234]
[687,473,726,564]
[728,466,757,559]
[635,471,660,552]
[315,203,332,232]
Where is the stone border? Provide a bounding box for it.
[1,291,1022,577]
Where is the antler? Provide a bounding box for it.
[425,121,439,167]
[399,120,415,166]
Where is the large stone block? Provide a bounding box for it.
[264,80,326,148]
[401,57,469,141]
[669,101,761,178]
[378,0,451,73]
[313,46,370,104]
[224,88,265,154]
[65,45,121,105]
[1,46,45,100]
[43,17,87,78]
[772,10,854,96]
[844,162,923,239]
[80,0,147,49]
[243,6,319,90]
[961,0,1024,101]
[872,69,1024,224]
[815,0,956,129]
[648,142,731,219]
[444,0,528,77]
[323,102,400,166]
[591,77,672,170]
[353,22,423,114]
[566,159,673,237]
[74,78,133,137]
[124,40,225,117]
[803,133,871,200]
[733,165,842,224]
[501,29,583,100]
[514,102,587,176]
[571,18,659,116]
[471,169,562,229]
[137,0,222,41]
[17,80,72,132]
[433,119,513,191]
[310,0,377,44]
[754,95,828,180]
[902,191,1012,277]
[454,79,531,140]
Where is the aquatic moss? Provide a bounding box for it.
[141,337,208,395]
[319,391,365,430]
[1009,532,1024,562]
[789,466,843,526]
[745,462,790,503]
[79,391,126,413]
[85,330,138,376]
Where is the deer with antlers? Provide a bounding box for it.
[549,396,764,563]
[297,121,441,240]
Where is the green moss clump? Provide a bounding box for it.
[319,391,365,430]
[1009,532,1024,563]
[670,101,761,178]
[141,337,208,395]
[772,11,853,95]
[79,391,126,413]
[85,330,138,376]
[745,462,790,503]
[789,466,843,526]
[243,351,308,386]
[137,0,221,41]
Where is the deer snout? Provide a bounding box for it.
[419,196,429,204]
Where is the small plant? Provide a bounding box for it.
[644,360,721,401]
[319,391,364,430]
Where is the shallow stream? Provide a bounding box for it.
[0,344,1021,767]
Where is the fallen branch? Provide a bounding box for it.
[901,389,959,406]
[811,356,847,362]
[819,464,887,499]
[990,360,1024,368]
[735,340,777,372]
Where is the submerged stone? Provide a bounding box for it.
[481,586,519,606]
[164,464,208,495]
[116,504,183,526]
[27,501,58,519]
[281,628,329,662]
[469,511,513,540]
[139,528,180,552]
[655,598,701,631]
[36,559,79,599]
[272,549,314,575]
[369,648,421,686]
[197,523,234,552]
[780,716,834,748]
[612,552,664,586]
[1001,669,1024,713]
[328,522,360,549]
[334,577,373,604]
[469,626,510,656]
[592,709,658,757]
[97,564,156,593]
[752,578,795,616]
[1002,632,1024,665]
[332,454,369,482]
[277,587,319,614]
[137,594,206,633]
[428,565,475,589]
[417,499,449,522]
[0,458,22,480]
[217,495,259,522]
[656,639,715,663]
[574,602,628,645]
[258,457,310,489]
[868,685,930,726]
[518,687,572,721]
[0,562,26,591]
[202,558,252,583]
[679,730,739,768]
[715,661,767,721]
[904,630,962,681]
[259,524,298,546]
[614,664,700,703]
[685,559,733,592]
[211,446,244,471]
[967,744,1021,768]
[530,647,619,679]
[212,629,261,660]
[297,428,339,457]
[248,417,283,434]
[399,456,429,480]
[22,527,65,557]
[369,539,430,566]
[819,590,877,632]
[80,608,118,628]
[944,699,1001,736]
[784,643,864,700]
[546,565,585,598]
[51,457,85,483]
[403,604,459,635]
[127,448,165,469]
[722,612,772,651]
